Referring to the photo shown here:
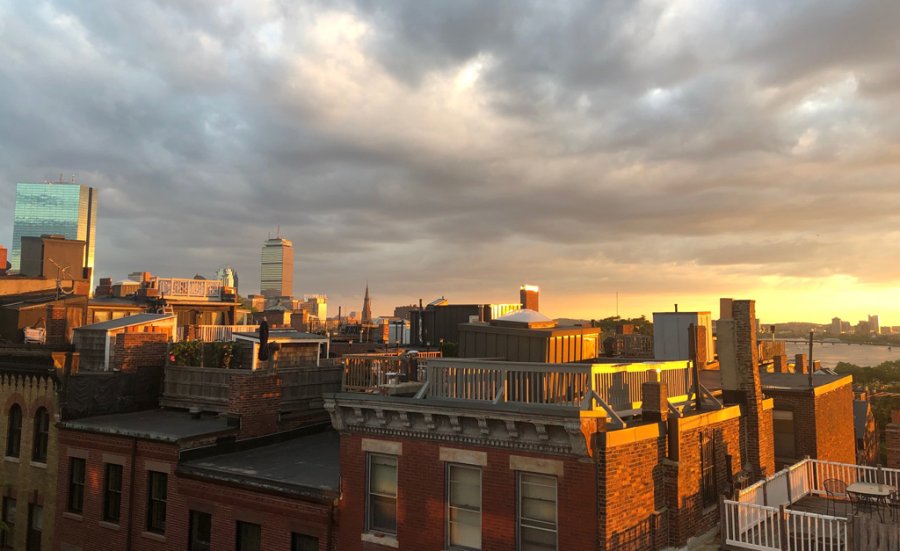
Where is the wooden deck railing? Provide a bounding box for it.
[341,352,438,392]
[161,364,341,413]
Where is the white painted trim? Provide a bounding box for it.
[361,532,398,548]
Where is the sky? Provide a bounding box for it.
[2,0,900,324]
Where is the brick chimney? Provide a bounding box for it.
[794,354,808,374]
[114,333,168,372]
[717,299,775,479]
[45,304,68,346]
[641,379,668,423]
[227,370,282,439]
[772,355,788,373]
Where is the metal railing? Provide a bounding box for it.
[180,325,259,342]
[341,352,441,392]
[156,278,223,299]
[807,460,900,497]
[724,501,849,551]
[415,359,692,410]
[724,500,782,551]
[160,364,341,413]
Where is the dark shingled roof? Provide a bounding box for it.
[178,429,340,502]
[853,400,871,439]
[60,409,232,442]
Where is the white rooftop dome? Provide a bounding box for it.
[496,309,552,324]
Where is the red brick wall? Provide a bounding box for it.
[114,333,168,372]
[227,370,281,439]
[667,415,742,547]
[55,428,334,551]
[47,304,68,346]
[812,382,856,465]
[884,411,900,469]
[599,431,666,550]
[767,379,856,465]
[336,433,597,551]
[55,429,183,551]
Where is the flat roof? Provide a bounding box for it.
[179,429,340,500]
[233,329,327,342]
[60,409,233,442]
[699,369,848,391]
[75,313,175,332]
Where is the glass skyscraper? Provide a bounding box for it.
[10,182,98,279]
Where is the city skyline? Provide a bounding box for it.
[2,2,900,325]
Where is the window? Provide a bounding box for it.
[773,410,796,460]
[31,408,49,463]
[366,454,398,534]
[26,504,41,551]
[518,473,557,551]
[103,463,123,523]
[6,405,22,458]
[188,511,212,551]
[700,430,717,507]
[447,464,481,550]
[235,521,261,551]
[67,457,86,514]
[291,533,318,551]
[146,471,167,534]
[1,497,15,550]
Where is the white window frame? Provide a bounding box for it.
[517,472,558,551]
[446,463,482,550]
[366,453,398,535]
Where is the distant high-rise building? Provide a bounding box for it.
[520,284,539,311]
[361,284,373,324]
[11,182,98,282]
[831,317,842,335]
[304,294,328,321]
[868,314,880,335]
[260,237,293,298]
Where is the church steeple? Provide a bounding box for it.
[361,283,373,324]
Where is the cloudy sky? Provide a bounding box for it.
[2,0,900,324]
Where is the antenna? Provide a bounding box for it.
[276,225,280,238]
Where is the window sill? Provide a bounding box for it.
[62,512,83,521]
[29,461,47,469]
[99,521,120,531]
[361,532,399,548]
[3,456,19,464]
[141,531,166,543]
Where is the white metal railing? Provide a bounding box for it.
[197,325,257,342]
[724,500,782,551]
[807,460,900,497]
[419,359,692,410]
[784,509,848,551]
[156,278,223,299]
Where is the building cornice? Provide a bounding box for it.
[324,394,591,457]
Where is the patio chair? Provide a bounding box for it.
[823,479,848,517]
[890,489,900,521]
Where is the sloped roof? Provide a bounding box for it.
[75,313,175,332]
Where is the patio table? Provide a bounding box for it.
[847,482,892,521]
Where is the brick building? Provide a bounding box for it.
[0,353,63,551]
[888,410,900,469]
[323,300,779,550]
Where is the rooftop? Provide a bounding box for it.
[178,429,340,501]
[233,329,328,342]
[60,409,233,442]
[74,313,175,331]
[492,308,556,328]
[698,369,849,392]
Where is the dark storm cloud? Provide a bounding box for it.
[2,0,900,316]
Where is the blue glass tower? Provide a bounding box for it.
[10,182,98,279]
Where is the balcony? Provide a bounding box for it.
[723,458,899,550]
[155,278,223,301]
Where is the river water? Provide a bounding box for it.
[782,341,900,368]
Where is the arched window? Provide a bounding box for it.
[32,408,49,463]
[6,405,22,458]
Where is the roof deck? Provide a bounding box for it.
[340,356,723,428]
